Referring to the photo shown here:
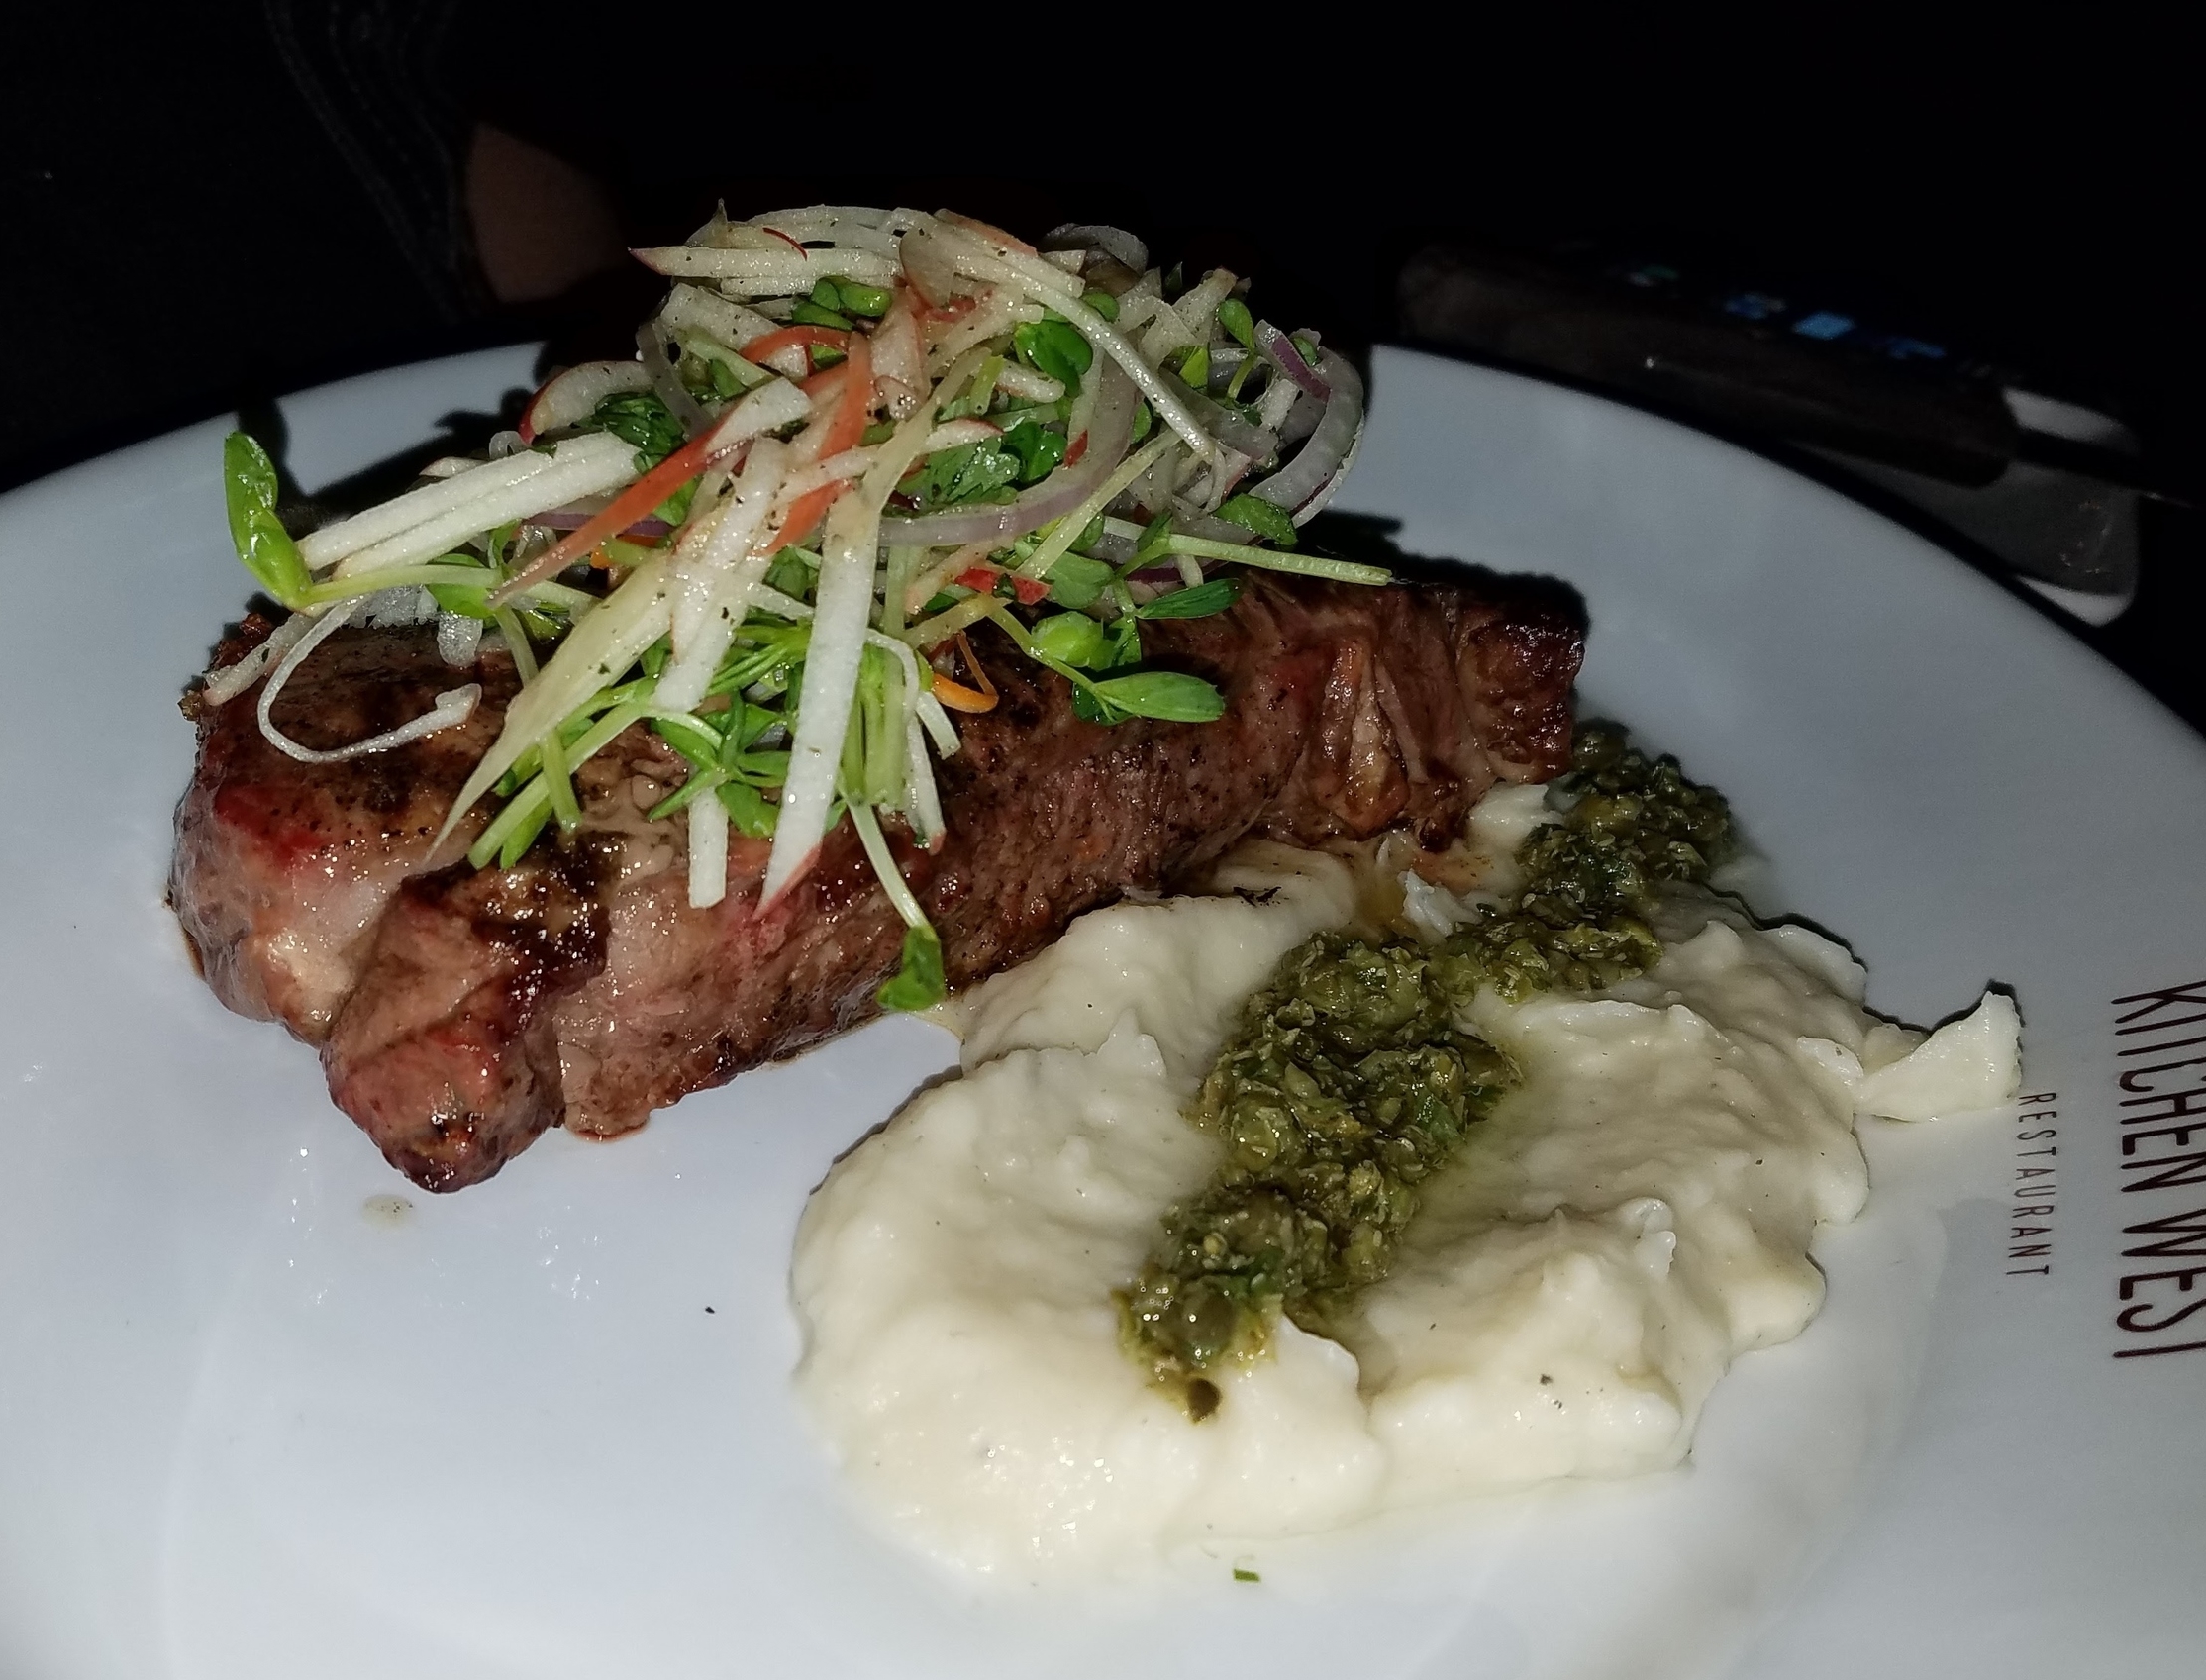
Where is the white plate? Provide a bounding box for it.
[3,346,2202,1679]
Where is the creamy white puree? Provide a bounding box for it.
[790,798,2021,1581]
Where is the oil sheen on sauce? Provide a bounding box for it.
[789,788,2020,1580]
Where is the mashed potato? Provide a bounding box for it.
[789,799,2020,1582]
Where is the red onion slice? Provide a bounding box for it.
[1164,374,1278,462]
[1043,223,1149,274]
[534,507,672,539]
[1253,321,1333,402]
[1278,390,1324,447]
[879,362,1138,548]
[1245,351,1363,524]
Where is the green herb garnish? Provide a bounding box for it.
[791,292,855,331]
[1013,318,1093,392]
[221,432,310,609]
[1120,727,1732,1418]
[1121,932,1519,1419]
[586,391,686,468]
[1044,553,1115,611]
[832,278,892,318]
[901,441,1022,510]
[1000,419,1067,485]
[1138,576,1242,619]
[877,923,946,1011]
[1214,494,1298,548]
[1029,611,1110,669]
[1433,727,1732,1000]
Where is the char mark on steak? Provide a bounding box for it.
[170,572,1583,1190]
[169,625,522,1038]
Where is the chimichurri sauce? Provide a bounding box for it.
[1120,727,1733,1418]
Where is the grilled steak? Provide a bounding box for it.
[171,573,1582,1190]
[170,625,524,1038]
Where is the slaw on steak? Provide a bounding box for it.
[174,205,1590,1192]
[202,206,1379,1012]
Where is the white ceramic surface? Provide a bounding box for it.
[2,346,2200,1678]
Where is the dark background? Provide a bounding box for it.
[4,7,2195,728]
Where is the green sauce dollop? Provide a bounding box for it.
[1119,727,1733,1418]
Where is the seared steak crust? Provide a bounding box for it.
[172,573,1582,1190]
[169,628,521,1038]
